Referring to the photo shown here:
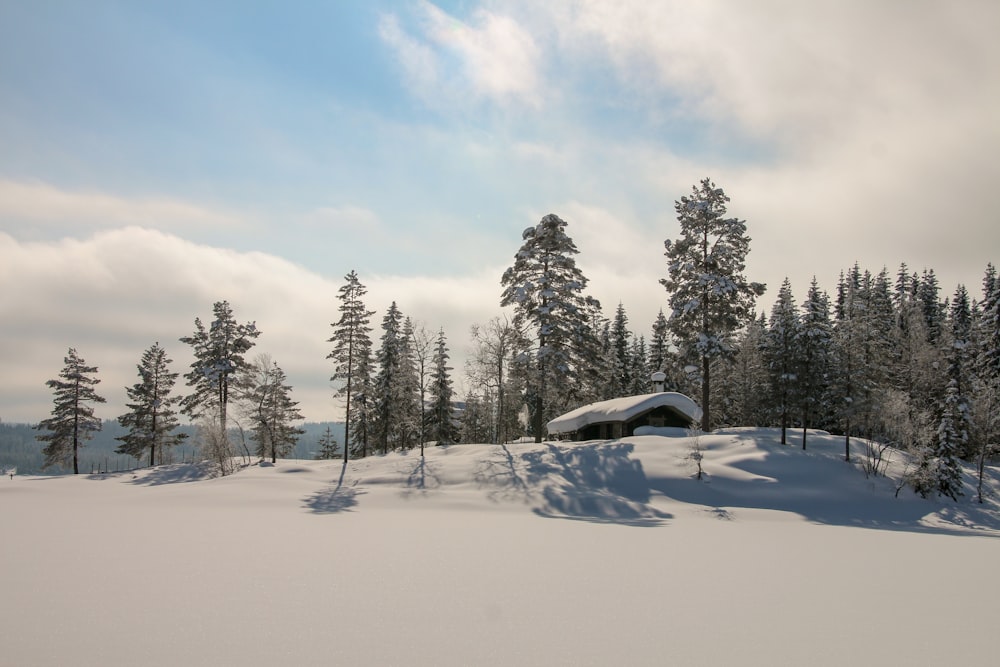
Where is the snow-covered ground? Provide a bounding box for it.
[3,429,998,666]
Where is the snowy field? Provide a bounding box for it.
[3,429,998,667]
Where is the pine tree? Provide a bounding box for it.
[500,213,599,441]
[797,278,833,449]
[933,379,966,500]
[725,312,769,427]
[35,348,106,474]
[116,342,187,466]
[373,302,420,453]
[245,356,304,463]
[649,309,676,389]
[973,263,999,501]
[661,178,765,431]
[627,336,650,395]
[328,270,375,460]
[397,317,422,450]
[179,301,260,433]
[918,269,945,343]
[427,329,458,451]
[314,426,340,460]
[764,278,800,445]
[610,303,631,397]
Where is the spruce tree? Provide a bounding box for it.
[934,379,966,500]
[610,303,631,397]
[427,329,458,451]
[764,278,800,445]
[797,278,833,449]
[661,178,765,431]
[116,342,187,466]
[35,348,106,474]
[328,270,375,460]
[373,302,420,453]
[727,312,770,427]
[315,426,340,460]
[649,309,674,388]
[974,264,999,501]
[500,213,599,441]
[179,300,260,432]
[627,336,650,395]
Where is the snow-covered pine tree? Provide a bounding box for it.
[973,263,999,502]
[627,336,650,396]
[180,300,260,433]
[314,425,340,460]
[797,278,833,449]
[373,302,420,453]
[610,303,631,398]
[562,299,605,409]
[661,178,765,431]
[35,348,106,474]
[918,269,945,343]
[116,342,187,466]
[398,318,422,450]
[500,213,599,441]
[649,309,676,389]
[764,278,801,445]
[978,263,1000,381]
[932,378,966,499]
[245,356,304,463]
[427,329,458,451]
[328,270,375,460]
[945,285,975,459]
[726,312,769,427]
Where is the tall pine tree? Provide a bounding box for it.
[797,278,833,449]
[328,271,374,460]
[180,300,260,432]
[427,329,458,451]
[500,213,599,441]
[116,342,187,466]
[35,348,106,474]
[661,178,765,431]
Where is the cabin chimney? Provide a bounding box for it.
[651,371,666,393]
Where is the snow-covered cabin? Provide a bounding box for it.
[546,392,702,441]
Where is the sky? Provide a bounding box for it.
[1,0,998,425]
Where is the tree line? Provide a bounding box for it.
[31,178,999,500]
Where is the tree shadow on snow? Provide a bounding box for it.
[125,462,216,486]
[647,440,1000,538]
[474,443,532,504]
[522,443,673,527]
[304,461,364,514]
[401,456,442,497]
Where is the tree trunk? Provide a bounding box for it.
[844,416,851,462]
[701,355,710,432]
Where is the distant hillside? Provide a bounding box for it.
[0,420,345,475]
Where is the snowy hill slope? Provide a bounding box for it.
[2,432,998,667]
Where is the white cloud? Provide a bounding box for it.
[379,1,543,109]
[0,227,512,424]
[0,180,241,235]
